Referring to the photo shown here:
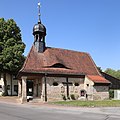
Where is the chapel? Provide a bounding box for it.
[18,2,110,102]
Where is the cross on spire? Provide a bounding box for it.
[38,1,41,23]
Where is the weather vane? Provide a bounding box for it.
[38,1,41,23]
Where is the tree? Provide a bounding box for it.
[0,18,25,95]
[105,68,120,79]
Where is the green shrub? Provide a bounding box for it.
[67,96,70,100]
[70,94,76,100]
[109,89,114,99]
[61,94,66,101]
[1,92,6,96]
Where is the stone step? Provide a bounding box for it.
[29,98,42,103]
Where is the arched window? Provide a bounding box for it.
[80,90,86,97]
[53,82,59,86]
[35,34,38,41]
[74,83,79,86]
[51,63,66,68]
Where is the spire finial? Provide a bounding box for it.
[38,1,41,23]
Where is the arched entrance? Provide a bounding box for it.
[27,80,34,101]
[80,89,86,97]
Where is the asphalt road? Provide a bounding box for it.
[0,102,120,120]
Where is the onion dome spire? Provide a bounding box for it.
[33,1,46,53]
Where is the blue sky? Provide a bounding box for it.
[0,0,120,70]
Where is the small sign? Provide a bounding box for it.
[29,88,32,92]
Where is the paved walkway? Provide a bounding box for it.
[0,96,50,105]
[0,96,20,104]
[1,96,120,116]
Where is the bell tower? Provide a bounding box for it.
[33,2,46,53]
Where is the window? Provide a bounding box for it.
[87,84,89,87]
[0,85,2,92]
[51,63,68,69]
[14,85,18,93]
[80,90,86,97]
[74,83,79,86]
[36,34,38,40]
[53,82,59,86]
[13,75,17,80]
[7,85,10,90]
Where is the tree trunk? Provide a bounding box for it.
[3,72,8,96]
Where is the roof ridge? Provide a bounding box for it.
[46,46,89,54]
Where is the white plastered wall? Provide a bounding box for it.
[84,76,109,100]
[0,73,18,96]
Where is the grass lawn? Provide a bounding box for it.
[51,100,120,107]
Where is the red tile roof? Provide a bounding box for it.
[87,75,110,83]
[19,46,100,76]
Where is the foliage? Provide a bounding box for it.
[97,67,102,72]
[70,94,76,100]
[109,90,114,99]
[52,100,120,107]
[105,68,120,79]
[61,94,67,101]
[0,18,25,96]
[67,96,70,100]
[0,18,25,74]
[1,91,6,96]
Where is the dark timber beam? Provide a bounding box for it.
[44,73,47,102]
[62,77,72,99]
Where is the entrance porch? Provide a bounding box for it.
[18,75,46,103]
[18,73,85,103]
